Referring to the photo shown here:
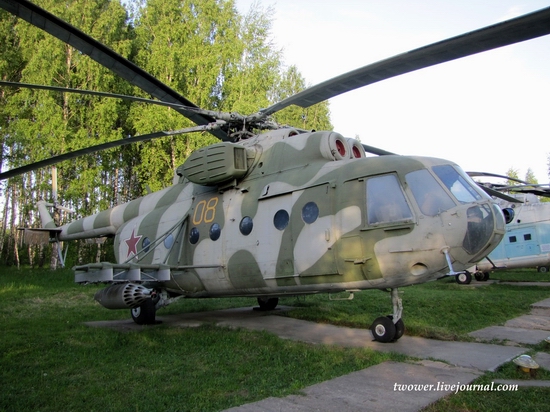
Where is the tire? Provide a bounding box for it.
[456,271,472,285]
[131,298,157,325]
[257,297,279,311]
[387,315,405,341]
[370,316,396,343]
[538,266,549,273]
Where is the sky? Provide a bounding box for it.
[235,0,550,184]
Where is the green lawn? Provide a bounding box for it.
[1,267,549,411]
[0,267,406,412]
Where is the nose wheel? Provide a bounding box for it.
[370,289,405,342]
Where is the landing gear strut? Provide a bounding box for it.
[456,271,472,285]
[130,290,160,325]
[256,297,279,311]
[370,288,405,343]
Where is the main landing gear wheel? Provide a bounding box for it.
[131,295,159,325]
[257,297,279,311]
[371,316,396,343]
[456,271,472,285]
[371,288,405,343]
[387,315,405,341]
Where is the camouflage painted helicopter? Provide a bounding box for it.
[2,1,550,343]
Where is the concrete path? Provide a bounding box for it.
[469,298,550,345]
[87,307,525,372]
[499,282,550,287]
[211,310,524,372]
[224,361,481,412]
[86,298,550,412]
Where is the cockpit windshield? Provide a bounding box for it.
[407,169,455,216]
[432,165,482,203]
[366,174,413,225]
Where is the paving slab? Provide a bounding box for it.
[532,298,550,307]
[223,361,481,412]
[214,313,525,372]
[531,298,550,317]
[85,306,294,331]
[87,307,525,372]
[464,280,498,287]
[534,352,550,370]
[505,315,550,331]
[499,282,550,287]
[468,325,550,345]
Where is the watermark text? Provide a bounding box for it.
[393,381,518,394]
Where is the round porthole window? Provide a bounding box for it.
[164,234,174,249]
[273,209,289,231]
[142,237,150,253]
[239,216,253,236]
[209,223,221,241]
[189,227,199,244]
[302,202,319,224]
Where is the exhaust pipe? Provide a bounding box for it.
[94,283,152,309]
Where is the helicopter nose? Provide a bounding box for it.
[462,202,505,261]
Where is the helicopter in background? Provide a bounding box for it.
[455,173,550,284]
[1,1,550,343]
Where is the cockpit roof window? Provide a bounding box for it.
[407,169,456,216]
[367,174,413,225]
[433,165,482,203]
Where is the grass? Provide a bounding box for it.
[1,267,549,411]
[489,269,550,283]
[281,275,550,341]
[0,267,407,412]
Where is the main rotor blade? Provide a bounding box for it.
[469,172,550,199]
[0,123,223,181]
[0,81,241,122]
[477,186,523,203]
[467,171,531,185]
[261,6,550,116]
[361,144,396,156]
[0,0,229,141]
[0,81,189,109]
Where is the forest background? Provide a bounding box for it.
[0,0,332,268]
[0,0,547,269]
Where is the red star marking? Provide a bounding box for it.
[125,229,142,258]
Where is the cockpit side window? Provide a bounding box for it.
[407,169,456,216]
[433,165,482,203]
[367,175,413,225]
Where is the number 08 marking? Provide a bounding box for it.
[192,197,218,225]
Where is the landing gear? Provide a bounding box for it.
[370,289,405,343]
[456,271,472,285]
[474,271,490,281]
[371,316,396,343]
[256,297,279,311]
[130,291,160,325]
[388,315,405,341]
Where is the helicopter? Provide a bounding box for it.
[1,1,550,343]
[456,173,550,284]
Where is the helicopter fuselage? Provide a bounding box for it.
[56,129,505,300]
